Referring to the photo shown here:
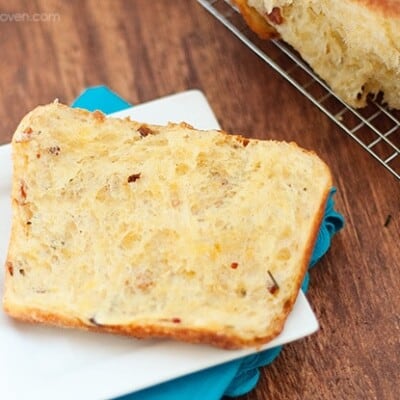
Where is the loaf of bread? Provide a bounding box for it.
[3,103,332,349]
[234,0,400,109]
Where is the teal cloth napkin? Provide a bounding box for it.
[72,86,345,400]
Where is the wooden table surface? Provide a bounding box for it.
[1,1,399,399]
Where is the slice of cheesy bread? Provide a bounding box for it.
[3,103,331,348]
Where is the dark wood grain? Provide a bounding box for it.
[0,1,399,399]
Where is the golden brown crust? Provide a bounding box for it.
[3,304,284,349]
[92,110,106,122]
[232,0,279,39]
[265,150,332,322]
[355,0,400,18]
[235,0,400,39]
[285,172,332,312]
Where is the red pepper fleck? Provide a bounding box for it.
[242,139,249,147]
[36,153,41,159]
[172,318,181,323]
[23,127,33,134]
[266,7,283,25]
[6,261,13,276]
[231,262,239,269]
[20,182,27,199]
[128,173,141,183]
[138,125,153,137]
[268,285,279,295]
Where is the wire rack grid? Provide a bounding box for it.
[197,0,400,180]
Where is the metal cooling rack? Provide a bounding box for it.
[198,0,400,180]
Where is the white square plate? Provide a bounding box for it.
[0,90,318,400]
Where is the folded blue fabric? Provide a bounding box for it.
[72,86,345,400]
[72,85,132,113]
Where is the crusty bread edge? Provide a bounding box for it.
[3,303,285,349]
[234,0,400,41]
[3,103,333,349]
[232,0,278,39]
[356,0,400,18]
